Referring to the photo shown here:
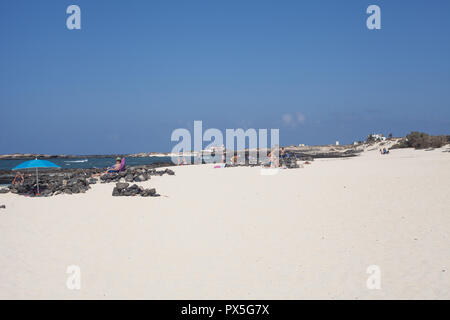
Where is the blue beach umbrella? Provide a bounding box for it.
[12,159,60,194]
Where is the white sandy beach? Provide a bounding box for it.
[0,146,449,299]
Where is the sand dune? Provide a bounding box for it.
[0,146,449,299]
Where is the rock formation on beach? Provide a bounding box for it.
[284,145,362,159]
[0,161,174,184]
[99,167,174,184]
[0,165,175,197]
[112,183,159,197]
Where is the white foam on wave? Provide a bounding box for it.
[64,159,88,163]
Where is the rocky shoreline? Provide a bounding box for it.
[0,163,175,197]
[0,162,174,185]
[287,150,361,159]
[0,145,362,161]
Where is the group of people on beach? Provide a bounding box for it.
[219,147,290,168]
[267,147,290,168]
[173,145,290,168]
[10,149,293,186]
[220,148,286,167]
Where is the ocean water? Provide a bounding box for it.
[0,156,174,171]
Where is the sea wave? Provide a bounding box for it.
[64,159,88,163]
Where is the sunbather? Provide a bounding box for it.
[91,157,124,178]
[12,171,24,185]
[105,158,122,173]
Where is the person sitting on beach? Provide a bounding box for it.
[269,147,279,168]
[12,171,24,185]
[232,154,238,165]
[267,151,272,167]
[104,157,122,174]
[177,156,187,166]
[280,148,290,166]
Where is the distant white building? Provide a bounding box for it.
[369,134,386,141]
[203,145,225,153]
[335,141,340,146]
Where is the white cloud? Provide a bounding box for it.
[281,113,294,126]
[296,112,305,124]
[282,112,306,127]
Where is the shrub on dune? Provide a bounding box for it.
[391,131,448,149]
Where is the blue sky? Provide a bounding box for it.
[1,0,449,154]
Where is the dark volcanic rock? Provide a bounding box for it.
[112,184,158,197]
[141,188,156,197]
[40,189,53,197]
[116,182,129,191]
[165,169,175,175]
[0,205,5,209]
[1,163,175,197]
[112,187,120,196]
[100,173,120,183]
